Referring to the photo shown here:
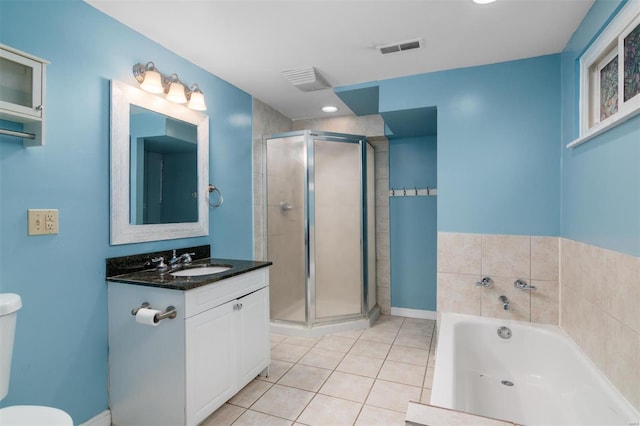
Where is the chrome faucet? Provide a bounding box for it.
[169,250,195,269]
[499,295,510,311]
[151,256,168,273]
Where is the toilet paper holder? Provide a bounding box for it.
[131,302,177,322]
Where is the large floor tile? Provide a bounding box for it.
[297,347,346,370]
[349,339,391,359]
[283,336,321,348]
[277,364,332,392]
[314,335,357,353]
[359,326,399,344]
[258,359,294,383]
[200,403,245,426]
[387,345,429,366]
[354,404,406,426]
[297,394,362,426]
[232,409,293,426]
[336,353,384,378]
[366,379,421,412]
[377,360,425,387]
[251,384,315,421]
[319,371,375,403]
[228,379,273,408]
[271,343,312,363]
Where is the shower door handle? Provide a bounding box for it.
[280,201,293,212]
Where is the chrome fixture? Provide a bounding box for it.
[207,184,224,208]
[151,256,168,273]
[169,250,195,269]
[514,279,536,291]
[131,302,177,323]
[476,277,494,288]
[497,326,512,339]
[133,62,207,111]
[499,295,509,311]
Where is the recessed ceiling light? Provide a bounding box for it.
[473,0,496,4]
[322,106,338,113]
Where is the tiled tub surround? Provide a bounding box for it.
[561,238,640,410]
[438,232,640,411]
[201,315,436,426]
[437,233,560,324]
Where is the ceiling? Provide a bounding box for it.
[85,0,594,121]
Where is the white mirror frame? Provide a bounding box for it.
[110,80,209,245]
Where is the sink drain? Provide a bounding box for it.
[501,380,514,386]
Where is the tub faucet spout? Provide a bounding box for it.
[499,295,509,311]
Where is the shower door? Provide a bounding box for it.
[312,137,363,321]
[266,134,307,323]
[266,130,368,326]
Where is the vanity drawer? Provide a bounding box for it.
[184,268,269,318]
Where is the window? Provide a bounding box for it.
[576,1,640,145]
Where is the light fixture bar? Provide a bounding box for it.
[132,61,207,111]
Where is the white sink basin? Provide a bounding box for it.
[170,266,232,277]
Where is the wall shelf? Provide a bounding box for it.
[0,44,49,146]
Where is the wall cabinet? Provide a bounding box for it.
[108,267,270,426]
[0,44,48,146]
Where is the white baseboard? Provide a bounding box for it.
[80,410,111,426]
[390,307,437,320]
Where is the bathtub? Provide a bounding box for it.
[430,313,640,425]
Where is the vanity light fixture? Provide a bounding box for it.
[188,84,207,111]
[321,105,338,113]
[472,0,496,4]
[132,62,207,110]
[166,74,188,104]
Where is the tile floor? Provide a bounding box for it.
[201,315,437,426]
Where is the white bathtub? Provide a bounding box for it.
[431,313,640,425]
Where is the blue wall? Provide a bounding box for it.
[560,0,640,257]
[0,0,253,422]
[389,136,437,311]
[377,55,562,237]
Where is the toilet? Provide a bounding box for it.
[0,293,73,426]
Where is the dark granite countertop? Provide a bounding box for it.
[107,258,272,291]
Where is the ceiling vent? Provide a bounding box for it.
[281,66,331,92]
[377,38,423,55]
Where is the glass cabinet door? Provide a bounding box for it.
[0,47,43,119]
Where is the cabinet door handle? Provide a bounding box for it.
[232,302,244,311]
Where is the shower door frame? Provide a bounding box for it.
[265,130,370,328]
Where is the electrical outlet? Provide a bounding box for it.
[28,209,58,235]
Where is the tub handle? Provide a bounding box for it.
[514,279,536,291]
[476,277,494,288]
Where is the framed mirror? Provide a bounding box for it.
[110,80,209,245]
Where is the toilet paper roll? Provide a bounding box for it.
[135,307,161,326]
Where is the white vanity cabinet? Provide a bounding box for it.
[108,267,270,426]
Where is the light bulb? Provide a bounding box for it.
[188,90,207,111]
[140,69,164,94]
[166,81,187,104]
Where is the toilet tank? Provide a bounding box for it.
[0,293,22,401]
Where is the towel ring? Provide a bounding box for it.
[208,184,224,208]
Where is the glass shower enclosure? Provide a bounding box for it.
[265,130,376,330]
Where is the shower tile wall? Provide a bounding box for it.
[252,99,293,261]
[560,238,640,410]
[437,232,559,324]
[370,138,391,315]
